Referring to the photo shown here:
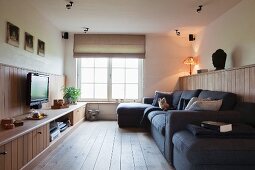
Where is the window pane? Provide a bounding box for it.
[81,68,94,83]
[81,58,94,67]
[95,84,107,99]
[126,69,138,83]
[95,58,107,67]
[112,58,125,67]
[95,68,107,83]
[126,84,138,99]
[112,84,124,99]
[112,68,125,83]
[81,84,94,98]
[126,59,138,68]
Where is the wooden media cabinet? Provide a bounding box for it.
[0,102,86,170]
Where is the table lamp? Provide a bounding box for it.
[183,57,196,75]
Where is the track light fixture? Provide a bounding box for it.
[66,1,73,9]
[175,29,180,36]
[82,27,89,33]
[197,5,203,13]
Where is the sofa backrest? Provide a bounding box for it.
[234,102,255,125]
[176,89,202,110]
[171,91,183,109]
[198,90,237,111]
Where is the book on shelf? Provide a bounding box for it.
[201,121,232,132]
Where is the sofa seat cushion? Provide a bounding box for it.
[151,114,166,136]
[117,103,152,127]
[148,110,166,122]
[117,103,151,115]
[173,130,255,165]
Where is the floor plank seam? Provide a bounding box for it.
[109,127,117,170]
[92,128,109,170]
[80,123,105,169]
[136,133,148,170]
[130,134,136,170]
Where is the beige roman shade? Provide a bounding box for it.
[73,34,145,58]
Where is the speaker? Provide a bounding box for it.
[189,34,195,41]
[62,32,69,39]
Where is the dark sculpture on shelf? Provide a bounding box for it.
[212,49,227,70]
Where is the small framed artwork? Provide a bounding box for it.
[24,32,34,53]
[37,39,45,57]
[6,22,20,47]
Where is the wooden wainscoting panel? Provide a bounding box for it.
[0,63,65,120]
[250,67,255,102]
[179,64,255,103]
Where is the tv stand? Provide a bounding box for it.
[0,102,86,170]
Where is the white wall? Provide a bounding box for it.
[64,33,77,87]
[0,0,64,74]
[193,0,255,70]
[144,34,193,96]
[64,34,193,97]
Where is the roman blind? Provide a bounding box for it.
[73,34,145,58]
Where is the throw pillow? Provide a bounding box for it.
[185,97,198,110]
[187,99,223,111]
[152,91,173,107]
[185,97,212,110]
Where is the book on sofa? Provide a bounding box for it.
[201,121,232,132]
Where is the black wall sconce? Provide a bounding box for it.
[189,34,195,41]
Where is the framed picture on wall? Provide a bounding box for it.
[24,32,34,53]
[37,39,45,57]
[6,22,20,47]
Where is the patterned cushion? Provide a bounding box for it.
[187,100,223,111]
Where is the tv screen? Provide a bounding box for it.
[27,72,49,108]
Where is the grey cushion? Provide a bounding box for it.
[177,89,202,110]
[198,90,236,111]
[151,114,166,136]
[173,130,255,165]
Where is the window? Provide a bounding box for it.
[78,58,143,101]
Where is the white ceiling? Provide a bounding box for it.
[27,0,241,35]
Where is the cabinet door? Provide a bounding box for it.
[0,136,24,170]
[32,124,49,157]
[71,106,85,125]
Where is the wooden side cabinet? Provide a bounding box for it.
[0,124,49,170]
[70,106,86,125]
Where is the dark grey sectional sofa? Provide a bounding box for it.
[117,89,255,169]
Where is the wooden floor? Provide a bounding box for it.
[33,121,173,170]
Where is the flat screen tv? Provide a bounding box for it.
[27,72,49,109]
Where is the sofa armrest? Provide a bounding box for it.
[143,97,154,104]
[164,110,241,163]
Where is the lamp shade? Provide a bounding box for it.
[183,57,196,65]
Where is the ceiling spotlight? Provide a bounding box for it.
[82,27,89,33]
[175,29,180,36]
[197,5,203,13]
[66,1,73,9]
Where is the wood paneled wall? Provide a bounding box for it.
[179,64,255,103]
[0,63,65,120]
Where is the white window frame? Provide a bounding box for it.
[77,57,143,102]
